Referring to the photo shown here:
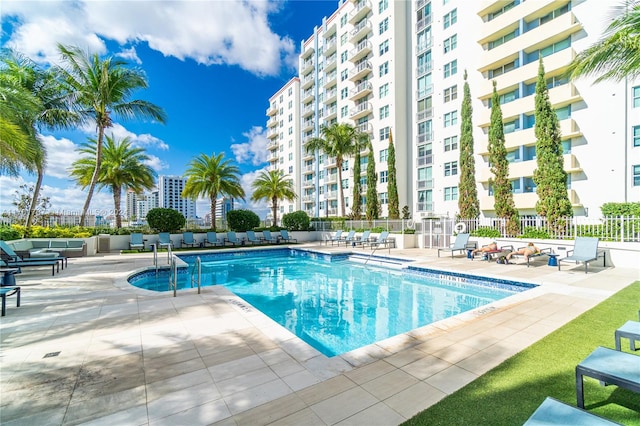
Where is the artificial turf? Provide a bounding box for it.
[403,281,640,426]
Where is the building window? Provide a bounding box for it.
[634,86,640,108]
[340,51,348,63]
[634,165,640,186]
[379,61,389,76]
[379,17,389,34]
[443,85,457,102]
[379,149,389,162]
[379,0,388,12]
[443,34,457,53]
[444,161,458,176]
[379,192,388,204]
[340,33,348,46]
[634,126,640,147]
[490,59,518,78]
[380,170,388,183]
[443,9,457,28]
[341,87,349,99]
[340,106,348,118]
[444,60,457,78]
[379,126,390,140]
[489,29,518,50]
[444,111,458,128]
[379,105,389,119]
[444,186,458,201]
[379,83,389,98]
[379,40,389,55]
[340,14,347,27]
[444,136,458,151]
[340,69,349,81]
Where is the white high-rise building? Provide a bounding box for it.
[158,176,196,219]
[125,190,158,221]
[267,0,639,219]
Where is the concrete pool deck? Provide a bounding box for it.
[1,245,638,425]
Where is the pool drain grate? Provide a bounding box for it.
[44,351,61,358]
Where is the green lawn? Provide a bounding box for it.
[403,281,640,426]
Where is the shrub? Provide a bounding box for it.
[282,211,310,231]
[0,225,22,240]
[146,208,186,232]
[470,226,501,238]
[227,209,260,232]
[521,226,550,240]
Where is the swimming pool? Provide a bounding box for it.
[128,249,536,356]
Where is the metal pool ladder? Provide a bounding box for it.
[169,255,178,297]
[190,256,201,294]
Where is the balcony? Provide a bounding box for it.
[267,128,279,140]
[269,153,278,163]
[302,103,315,118]
[325,54,337,72]
[417,154,433,166]
[302,119,315,132]
[324,37,337,56]
[301,43,314,59]
[416,132,433,144]
[478,0,557,43]
[417,61,433,77]
[325,173,338,183]
[416,38,433,55]
[357,122,373,135]
[267,117,278,128]
[302,194,315,202]
[349,102,372,120]
[349,61,372,81]
[303,164,314,174]
[267,140,278,151]
[303,179,315,188]
[349,0,371,24]
[479,189,581,212]
[416,85,433,99]
[349,19,372,43]
[416,202,434,212]
[349,39,372,63]
[324,104,337,120]
[416,179,434,189]
[266,104,277,116]
[324,87,337,104]
[301,58,315,75]
[302,89,315,103]
[416,14,432,32]
[417,108,433,121]
[324,70,337,87]
[349,81,373,101]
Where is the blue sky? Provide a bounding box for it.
[0,0,339,220]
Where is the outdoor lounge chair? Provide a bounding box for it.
[0,286,21,316]
[524,397,621,425]
[363,231,390,249]
[558,237,606,273]
[339,230,356,246]
[279,230,297,243]
[129,233,145,251]
[262,230,279,244]
[437,233,473,258]
[576,346,640,409]
[0,243,63,276]
[245,231,264,245]
[224,231,241,246]
[158,232,173,249]
[471,244,514,261]
[510,246,552,267]
[181,232,198,248]
[324,230,342,245]
[204,232,222,247]
[349,230,371,247]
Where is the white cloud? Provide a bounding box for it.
[117,46,142,64]
[92,123,169,151]
[2,0,296,76]
[40,135,82,179]
[236,168,270,219]
[230,126,270,166]
[144,155,169,172]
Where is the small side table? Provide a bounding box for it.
[547,253,559,267]
[615,320,640,351]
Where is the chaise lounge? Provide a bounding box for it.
[524,397,621,425]
[558,237,606,273]
[438,233,475,258]
[0,286,21,316]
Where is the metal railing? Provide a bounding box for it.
[191,256,201,294]
[169,255,178,297]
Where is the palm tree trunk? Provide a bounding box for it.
[272,196,278,227]
[113,184,122,228]
[337,157,345,217]
[211,197,217,231]
[80,126,105,226]
[25,166,44,230]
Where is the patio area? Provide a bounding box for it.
[1,244,637,425]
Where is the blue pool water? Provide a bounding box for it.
[128,249,536,356]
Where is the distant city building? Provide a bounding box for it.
[46,214,97,227]
[266,0,639,219]
[157,175,196,219]
[125,190,159,223]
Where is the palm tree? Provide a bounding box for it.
[306,123,360,217]
[1,49,80,229]
[251,169,297,226]
[566,1,640,82]
[55,44,167,226]
[182,152,245,231]
[69,135,156,228]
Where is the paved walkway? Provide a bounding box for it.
[1,245,637,425]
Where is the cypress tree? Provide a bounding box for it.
[488,81,520,236]
[533,57,573,231]
[458,71,480,219]
[366,141,379,221]
[387,129,400,219]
